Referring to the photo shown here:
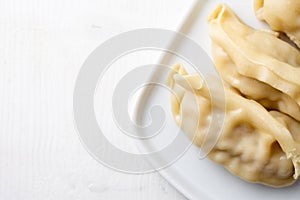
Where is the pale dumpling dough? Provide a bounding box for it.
[212,43,300,122]
[254,0,300,47]
[168,64,300,187]
[208,4,300,106]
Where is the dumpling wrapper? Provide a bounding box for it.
[208,4,300,106]
[211,43,300,122]
[270,111,300,144]
[168,64,300,187]
[254,0,300,47]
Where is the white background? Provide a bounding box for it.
[0,0,195,199]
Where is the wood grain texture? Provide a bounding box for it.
[0,0,193,199]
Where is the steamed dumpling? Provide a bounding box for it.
[211,43,300,122]
[254,0,300,47]
[168,64,300,187]
[208,4,300,106]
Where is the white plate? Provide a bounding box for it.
[134,0,300,199]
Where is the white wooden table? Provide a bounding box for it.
[0,0,194,199]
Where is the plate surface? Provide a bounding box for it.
[134,0,300,199]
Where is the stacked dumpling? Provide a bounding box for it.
[168,4,300,187]
[254,0,300,47]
